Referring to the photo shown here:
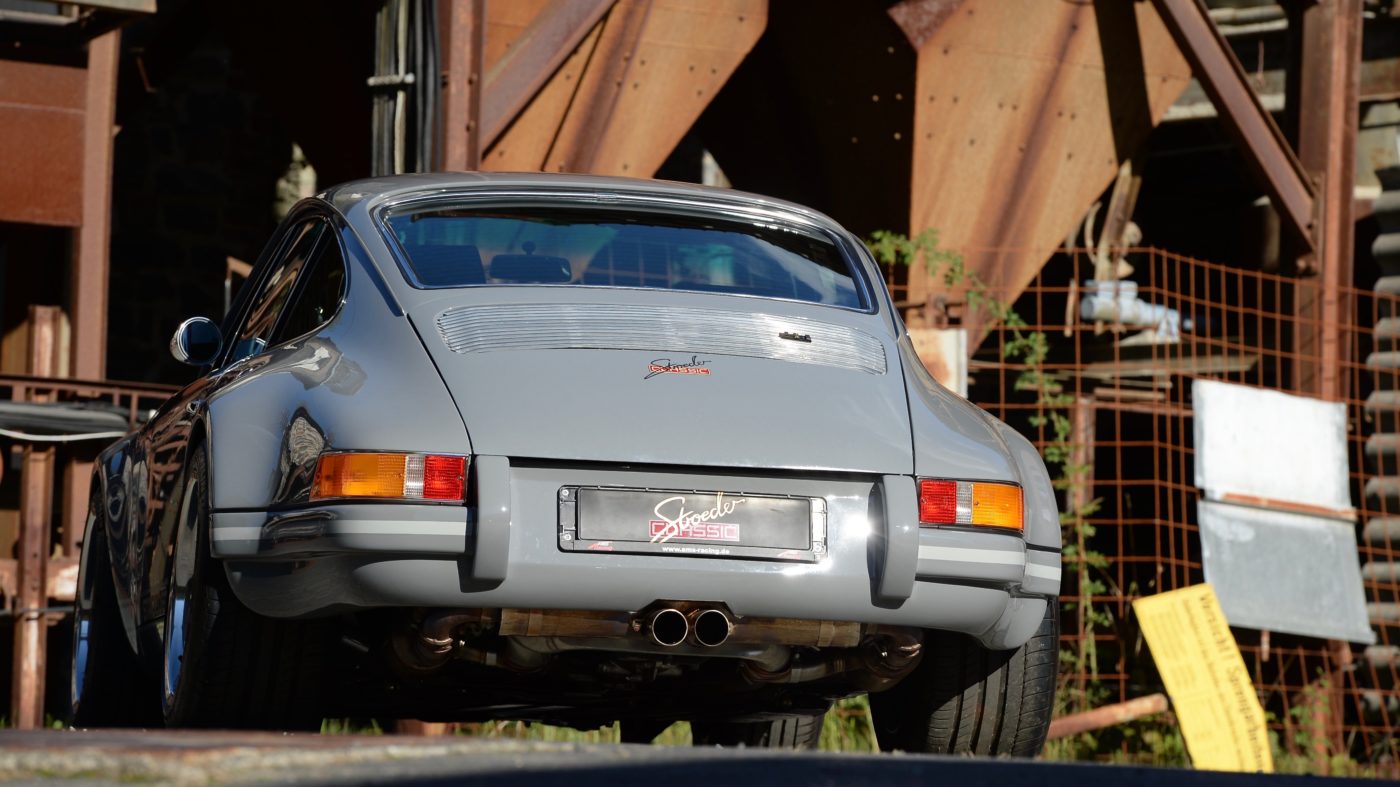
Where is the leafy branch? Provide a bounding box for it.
[867,228,1107,713]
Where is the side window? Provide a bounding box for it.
[228,221,324,363]
[271,229,347,344]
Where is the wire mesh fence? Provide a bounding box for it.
[885,246,1398,768]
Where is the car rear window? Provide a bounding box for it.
[382,205,866,309]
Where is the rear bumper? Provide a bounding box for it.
[211,458,1060,650]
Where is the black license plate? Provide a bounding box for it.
[558,487,825,562]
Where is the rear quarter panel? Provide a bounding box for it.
[205,222,471,512]
[897,336,1060,550]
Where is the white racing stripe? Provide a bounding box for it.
[917,545,1024,566]
[210,522,466,542]
[1024,562,1062,582]
[211,526,263,542]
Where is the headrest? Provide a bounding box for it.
[407,243,485,286]
[488,254,572,283]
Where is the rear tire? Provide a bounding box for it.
[691,712,825,749]
[69,492,160,727]
[869,600,1058,757]
[162,447,328,729]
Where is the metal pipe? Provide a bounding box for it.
[1208,4,1284,25]
[390,608,496,673]
[498,608,633,639]
[498,607,860,648]
[688,608,733,647]
[648,608,689,647]
[739,625,924,690]
[1152,0,1316,252]
[1218,19,1287,37]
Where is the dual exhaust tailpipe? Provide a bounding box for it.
[646,606,733,648]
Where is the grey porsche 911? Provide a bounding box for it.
[70,173,1060,754]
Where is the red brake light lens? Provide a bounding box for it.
[919,480,958,524]
[423,455,466,500]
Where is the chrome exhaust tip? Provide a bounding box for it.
[648,608,690,647]
[689,608,733,647]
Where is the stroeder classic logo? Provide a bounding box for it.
[644,355,711,380]
[649,493,745,544]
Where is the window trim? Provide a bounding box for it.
[372,190,880,316]
[215,207,349,369]
[216,215,315,369]
[266,223,349,347]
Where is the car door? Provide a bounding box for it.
[128,211,340,627]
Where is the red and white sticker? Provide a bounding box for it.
[649,520,741,543]
[645,355,711,380]
[648,492,746,543]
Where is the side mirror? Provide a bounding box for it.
[170,317,223,366]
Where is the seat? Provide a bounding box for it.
[488,253,572,283]
[405,243,485,286]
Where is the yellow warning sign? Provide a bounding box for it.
[1132,584,1274,773]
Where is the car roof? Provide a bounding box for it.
[318,171,845,231]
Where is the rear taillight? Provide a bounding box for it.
[311,452,467,503]
[918,479,1023,532]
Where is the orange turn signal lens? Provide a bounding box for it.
[968,482,1023,530]
[311,452,466,503]
[918,478,1023,532]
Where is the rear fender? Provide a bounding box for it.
[897,335,1060,550]
[898,336,1020,483]
[205,237,470,513]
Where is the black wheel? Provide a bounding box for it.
[869,600,1058,757]
[162,447,328,729]
[691,712,825,750]
[69,489,160,727]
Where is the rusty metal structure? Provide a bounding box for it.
[0,0,1396,768]
[887,246,1395,766]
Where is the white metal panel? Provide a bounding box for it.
[1192,379,1351,512]
[1198,501,1373,644]
[908,327,967,397]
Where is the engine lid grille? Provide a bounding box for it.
[434,303,887,375]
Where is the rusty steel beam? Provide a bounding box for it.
[1152,0,1315,252]
[73,30,119,382]
[479,0,618,150]
[12,444,55,730]
[62,457,94,559]
[0,59,85,227]
[1290,3,1363,759]
[544,0,654,174]
[442,0,484,170]
[1294,0,1362,403]
[11,307,62,730]
[1067,396,1097,518]
[0,372,175,401]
